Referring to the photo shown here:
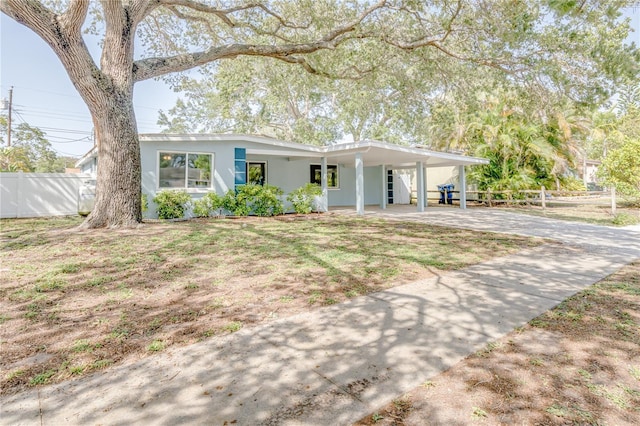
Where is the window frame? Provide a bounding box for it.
[310,163,339,189]
[157,150,214,191]
[246,161,267,186]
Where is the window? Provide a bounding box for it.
[247,162,266,185]
[310,164,338,188]
[158,152,213,189]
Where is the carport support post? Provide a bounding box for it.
[355,153,364,215]
[321,157,328,212]
[424,165,429,207]
[458,165,467,209]
[380,165,386,209]
[416,161,425,212]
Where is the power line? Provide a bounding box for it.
[15,104,91,119]
[34,126,92,135]
[48,136,92,143]
[19,111,93,124]
[16,107,160,127]
[52,147,83,157]
[2,85,170,112]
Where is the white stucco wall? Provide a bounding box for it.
[426,166,457,191]
[140,137,383,217]
[326,165,382,207]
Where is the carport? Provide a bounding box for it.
[322,141,489,215]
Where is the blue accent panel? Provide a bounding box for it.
[234,148,246,187]
[235,147,246,161]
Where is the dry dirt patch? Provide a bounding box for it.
[356,261,640,426]
[0,214,539,395]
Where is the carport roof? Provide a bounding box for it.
[323,140,488,167]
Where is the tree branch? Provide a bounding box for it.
[0,0,103,111]
[164,5,215,33]
[157,0,251,27]
[1,0,60,45]
[60,0,90,35]
[133,0,387,82]
[270,54,373,80]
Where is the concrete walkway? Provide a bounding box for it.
[2,209,639,425]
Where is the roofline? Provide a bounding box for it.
[140,133,325,153]
[75,133,489,167]
[75,145,97,168]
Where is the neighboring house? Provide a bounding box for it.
[390,167,461,204]
[581,159,602,190]
[76,134,488,218]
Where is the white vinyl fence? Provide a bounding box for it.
[0,173,92,219]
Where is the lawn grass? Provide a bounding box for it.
[495,203,639,226]
[0,214,540,394]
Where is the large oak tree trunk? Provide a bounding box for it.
[82,93,142,229]
[79,0,142,228]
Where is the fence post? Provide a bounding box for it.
[541,185,546,210]
[611,186,616,216]
[17,172,24,218]
[487,188,492,207]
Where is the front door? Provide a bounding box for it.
[393,171,411,204]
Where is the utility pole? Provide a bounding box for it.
[7,86,13,147]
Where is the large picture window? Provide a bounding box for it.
[310,164,338,188]
[159,152,213,189]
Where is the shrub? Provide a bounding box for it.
[600,139,640,205]
[193,192,223,218]
[559,176,587,192]
[220,184,284,216]
[287,183,323,214]
[236,184,284,217]
[612,212,640,226]
[220,189,248,216]
[153,190,192,219]
[141,193,148,214]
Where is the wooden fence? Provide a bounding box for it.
[420,186,619,214]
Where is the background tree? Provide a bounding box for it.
[594,82,640,203]
[2,1,638,228]
[0,116,69,172]
[600,138,640,204]
[587,82,640,160]
[446,91,588,192]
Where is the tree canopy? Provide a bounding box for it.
[160,1,639,145]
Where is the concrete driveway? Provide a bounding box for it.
[2,208,639,425]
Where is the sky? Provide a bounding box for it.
[1,6,639,159]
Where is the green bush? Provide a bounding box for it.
[600,139,640,205]
[220,184,284,216]
[287,183,323,214]
[612,212,640,226]
[193,192,223,217]
[237,184,284,217]
[559,176,587,192]
[153,190,192,219]
[220,189,248,216]
[141,193,148,214]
